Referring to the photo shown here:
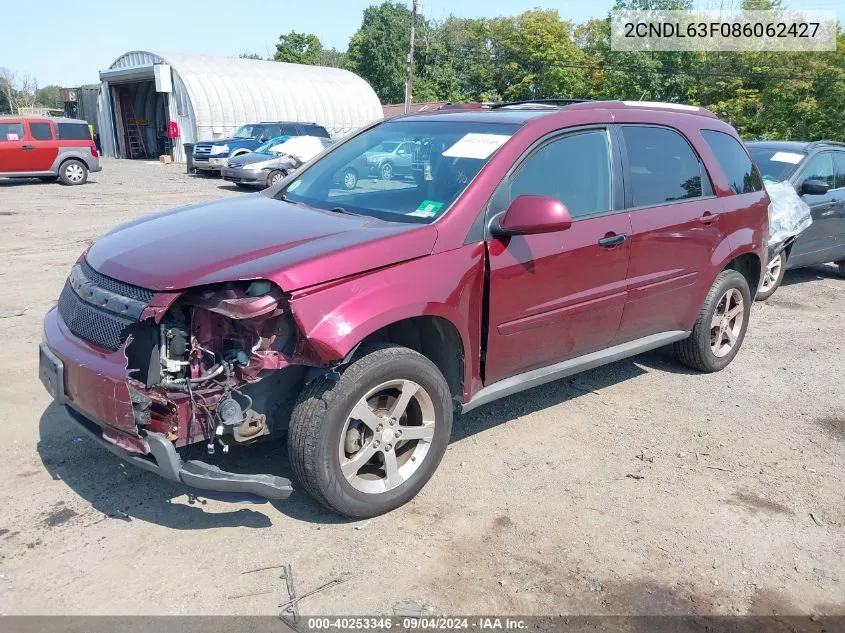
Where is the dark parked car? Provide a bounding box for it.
[0,116,101,185]
[39,101,768,517]
[747,140,845,299]
[192,122,330,173]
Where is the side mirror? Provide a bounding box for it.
[491,195,573,237]
[801,179,829,195]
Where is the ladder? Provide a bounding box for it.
[120,92,146,159]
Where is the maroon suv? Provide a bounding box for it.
[39,101,768,517]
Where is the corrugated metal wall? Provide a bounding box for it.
[99,50,383,162]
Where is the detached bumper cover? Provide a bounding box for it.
[66,407,293,500]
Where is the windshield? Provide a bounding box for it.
[275,120,519,224]
[255,136,290,154]
[232,124,264,139]
[749,147,805,183]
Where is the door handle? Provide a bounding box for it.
[21,144,34,151]
[598,233,627,248]
[698,212,719,225]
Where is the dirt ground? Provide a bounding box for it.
[0,159,843,617]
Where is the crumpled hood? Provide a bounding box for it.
[86,194,437,292]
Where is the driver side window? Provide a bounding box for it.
[800,153,834,190]
[510,130,612,219]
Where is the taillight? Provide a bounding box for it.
[90,147,99,158]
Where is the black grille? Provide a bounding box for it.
[58,282,137,351]
[81,261,155,303]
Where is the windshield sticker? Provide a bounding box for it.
[409,200,445,218]
[6,133,19,141]
[770,151,804,164]
[442,133,511,160]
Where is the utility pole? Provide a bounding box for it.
[404,0,418,113]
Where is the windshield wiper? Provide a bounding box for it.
[279,194,300,205]
[330,206,361,216]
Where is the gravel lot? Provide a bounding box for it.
[0,159,843,616]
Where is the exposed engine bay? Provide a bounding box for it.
[124,280,309,454]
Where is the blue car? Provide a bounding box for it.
[192,121,330,173]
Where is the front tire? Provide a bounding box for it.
[266,170,284,188]
[837,260,845,278]
[58,160,87,185]
[675,269,751,373]
[288,344,453,518]
[379,162,394,180]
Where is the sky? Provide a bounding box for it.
[0,0,841,87]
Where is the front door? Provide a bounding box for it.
[0,120,25,173]
[23,120,59,172]
[789,152,839,268]
[826,152,845,263]
[485,128,631,384]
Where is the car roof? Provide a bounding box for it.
[0,115,88,125]
[390,100,720,126]
[746,140,810,151]
[747,140,845,153]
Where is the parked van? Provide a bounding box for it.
[0,116,101,185]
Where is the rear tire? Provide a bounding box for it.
[342,168,358,190]
[755,251,786,301]
[288,344,452,518]
[675,269,751,373]
[58,160,87,186]
[837,261,845,278]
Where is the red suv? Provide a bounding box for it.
[0,116,101,185]
[39,101,768,517]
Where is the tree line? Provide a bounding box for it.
[260,0,844,141]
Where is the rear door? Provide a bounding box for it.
[485,126,631,383]
[0,120,26,173]
[788,152,838,267]
[24,120,59,172]
[615,124,724,342]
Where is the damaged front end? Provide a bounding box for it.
[42,261,318,500]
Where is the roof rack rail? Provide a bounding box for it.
[805,139,845,151]
[488,98,592,109]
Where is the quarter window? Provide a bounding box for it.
[0,122,24,142]
[56,123,91,140]
[800,153,834,189]
[29,122,53,141]
[509,130,612,219]
[701,130,762,194]
[622,125,704,207]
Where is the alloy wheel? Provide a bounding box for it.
[338,379,436,494]
[710,288,744,358]
[760,253,783,292]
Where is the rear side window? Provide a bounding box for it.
[800,153,834,189]
[304,124,330,138]
[510,129,612,219]
[832,153,845,189]
[701,130,762,194]
[29,122,53,141]
[280,124,299,136]
[622,125,704,207]
[56,123,91,140]
[0,122,24,141]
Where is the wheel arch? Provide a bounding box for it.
[349,315,465,405]
[723,251,762,298]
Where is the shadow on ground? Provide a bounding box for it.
[38,349,694,528]
[780,263,842,288]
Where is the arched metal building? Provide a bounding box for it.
[97,51,383,163]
